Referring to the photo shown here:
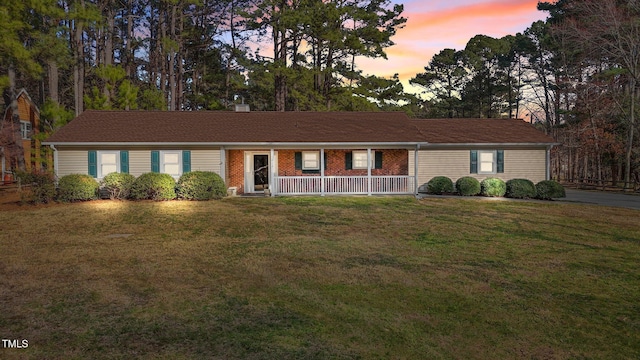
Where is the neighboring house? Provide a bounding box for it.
[1,90,45,180]
[43,109,556,196]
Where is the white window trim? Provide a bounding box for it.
[302,151,320,171]
[478,150,497,175]
[20,121,32,140]
[161,150,183,177]
[352,151,372,170]
[97,151,120,179]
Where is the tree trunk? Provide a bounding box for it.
[104,9,114,67]
[101,6,114,103]
[274,74,287,112]
[126,0,134,78]
[177,5,184,110]
[48,60,59,104]
[160,9,167,108]
[73,10,85,116]
[588,110,603,186]
[168,4,177,111]
[7,67,26,171]
[624,79,636,190]
[272,4,287,112]
[574,146,580,183]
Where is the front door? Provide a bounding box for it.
[253,154,269,191]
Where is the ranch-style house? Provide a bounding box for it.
[43,109,556,196]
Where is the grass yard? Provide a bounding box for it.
[0,196,639,359]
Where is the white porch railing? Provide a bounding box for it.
[275,176,415,196]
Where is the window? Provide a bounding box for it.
[89,151,128,178]
[479,151,495,173]
[302,151,320,170]
[20,121,32,139]
[151,150,190,176]
[346,151,383,170]
[470,150,504,174]
[352,151,370,169]
[162,151,182,177]
[99,151,119,177]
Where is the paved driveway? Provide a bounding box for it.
[563,189,640,210]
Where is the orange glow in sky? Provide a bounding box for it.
[358,0,549,93]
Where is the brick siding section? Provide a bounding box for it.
[277,149,408,177]
[227,150,246,194]
[228,149,408,194]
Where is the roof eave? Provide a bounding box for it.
[420,142,558,147]
[43,141,422,148]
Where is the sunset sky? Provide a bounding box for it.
[358,0,550,93]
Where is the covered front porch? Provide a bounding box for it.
[226,147,418,196]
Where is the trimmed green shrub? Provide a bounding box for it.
[536,180,566,200]
[130,172,176,201]
[176,171,226,200]
[101,172,136,200]
[455,176,481,196]
[505,178,536,199]
[427,176,454,195]
[15,171,56,204]
[57,174,99,202]
[480,177,506,197]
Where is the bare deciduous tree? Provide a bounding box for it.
[556,0,640,189]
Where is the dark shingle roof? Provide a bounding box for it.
[414,118,555,144]
[45,110,419,143]
[44,111,556,145]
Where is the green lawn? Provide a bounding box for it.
[1,196,639,359]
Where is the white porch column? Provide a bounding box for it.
[414,145,420,194]
[367,148,372,196]
[320,148,325,196]
[270,148,276,196]
[219,147,226,185]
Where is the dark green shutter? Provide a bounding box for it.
[182,150,191,173]
[470,150,478,174]
[294,152,302,170]
[88,151,97,178]
[151,151,160,173]
[496,150,504,173]
[345,152,353,170]
[374,151,383,169]
[120,151,129,174]
[324,152,328,170]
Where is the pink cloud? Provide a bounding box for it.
[355,0,549,92]
[407,0,543,29]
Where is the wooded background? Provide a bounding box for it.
[1,0,638,188]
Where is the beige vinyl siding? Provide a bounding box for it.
[129,149,221,176]
[57,148,223,178]
[191,150,221,174]
[416,148,547,186]
[504,149,546,183]
[129,150,151,177]
[57,150,88,177]
[416,150,468,186]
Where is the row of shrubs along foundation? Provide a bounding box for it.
[421,176,566,200]
[15,171,227,203]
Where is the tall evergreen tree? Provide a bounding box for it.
[410,48,466,118]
